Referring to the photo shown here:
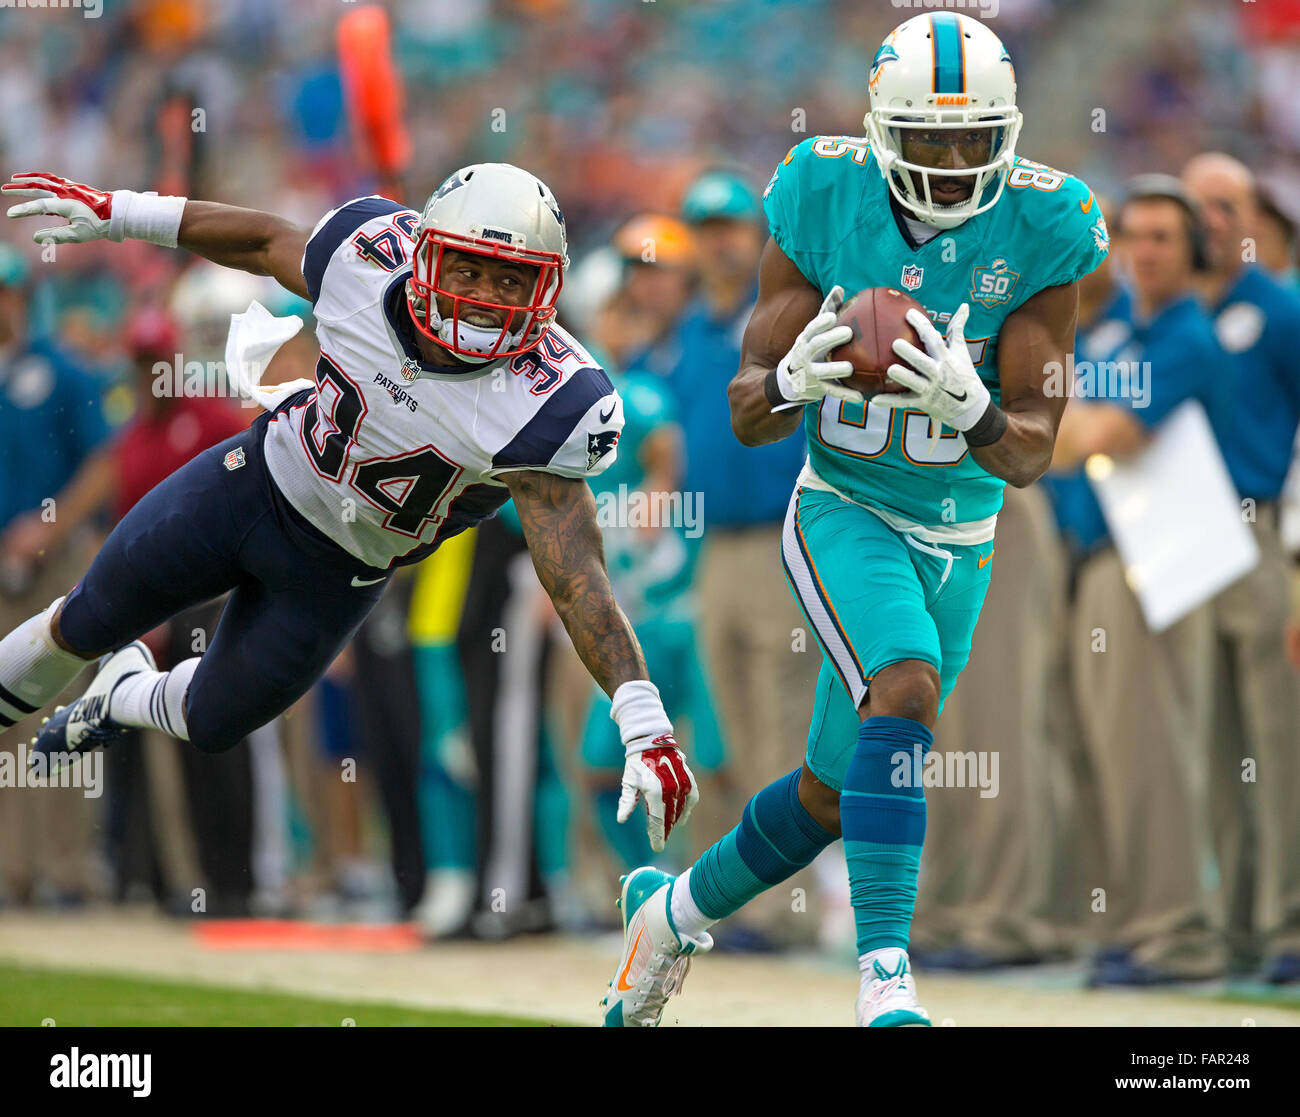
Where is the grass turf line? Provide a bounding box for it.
[0,963,567,1027]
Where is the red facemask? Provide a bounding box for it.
[406,227,564,361]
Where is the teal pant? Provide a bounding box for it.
[780,487,994,791]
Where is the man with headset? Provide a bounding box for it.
[1044,175,1231,984]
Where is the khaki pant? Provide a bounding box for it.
[696,526,822,944]
[1206,508,1300,962]
[1071,547,1222,976]
[914,484,1065,960]
[0,545,99,901]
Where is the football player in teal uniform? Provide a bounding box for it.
[601,12,1108,1026]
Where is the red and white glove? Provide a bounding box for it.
[611,680,698,852]
[4,171,185,247]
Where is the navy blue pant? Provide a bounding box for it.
[59,412,391,753]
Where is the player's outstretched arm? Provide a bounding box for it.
[728,237,859,446]
[506,468,647,693]
[176,202,309,300]
[505,468,697,849]
[4,172,310,300]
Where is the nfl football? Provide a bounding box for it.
[830,286,926,399]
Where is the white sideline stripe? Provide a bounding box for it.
[781,490,868,708]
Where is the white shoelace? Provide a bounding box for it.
[863,972,912,1011]
[629,952,692,1025]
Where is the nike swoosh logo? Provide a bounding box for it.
[616,926,645,992]
[944,389,967,402]
[1079,192,1094,214]
[351,574,387,587]
[599,404,615,423]
[978,550,995,569]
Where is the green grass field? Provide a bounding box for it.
[0,964,567,1027]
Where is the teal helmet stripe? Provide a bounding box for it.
[929,12,965,93]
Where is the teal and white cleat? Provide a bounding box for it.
[856,950,932,1027]
[600,866,712,1027]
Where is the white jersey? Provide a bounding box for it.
[262,196,623,570]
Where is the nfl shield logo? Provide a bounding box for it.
[400,357,422,383]
[223,448,246,472]
[900,265,923,291]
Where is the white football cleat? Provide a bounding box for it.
[28,641,154,775]
[856,949,932,1027]
[600,866,712,1027]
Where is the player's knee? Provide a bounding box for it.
[867,660,940,727]
[797,764,842,837]
[181,694,245,755]
[48,597,106,660]
[186,722,243,755]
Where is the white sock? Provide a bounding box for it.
[669,868,716,940]
[859,946,909,979]
[108,656,199,741]
[0,598,91,727]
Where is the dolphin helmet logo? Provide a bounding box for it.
[869,43,900,94]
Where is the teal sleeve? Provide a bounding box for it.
[1037,177,1111,295]
[761,140,820,288]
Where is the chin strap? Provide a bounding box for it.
[438,319,524,362]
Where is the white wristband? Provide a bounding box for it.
[109,190,187,247]
[610,679,673,754]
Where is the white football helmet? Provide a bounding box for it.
[407,162,569,364]
[864,13,1022,230]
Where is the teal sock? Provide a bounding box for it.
[840,716,932,954]
[413,644,475,871]
[687,768,835,920]
[424,760,476,871]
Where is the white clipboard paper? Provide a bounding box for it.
[1088,400,1259,633]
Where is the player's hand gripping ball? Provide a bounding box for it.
[829,287,924,399]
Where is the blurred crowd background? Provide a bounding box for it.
[2,0,1299,987]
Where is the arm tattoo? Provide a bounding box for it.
[505,469,647,697]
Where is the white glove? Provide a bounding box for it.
[617,737,699,853]
[610,680,698,852]
[4,171,185,248]
[4,172,112,244]
[880,304,991,431]
[773,284,864,408]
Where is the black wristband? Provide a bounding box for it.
[763,366,789,409]
[963,400,1008,447]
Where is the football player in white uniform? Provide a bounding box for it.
[0,163,697,851]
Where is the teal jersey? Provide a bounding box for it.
[591,371,694,621]
[592,372,671,495]
[764,135,1109,529]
